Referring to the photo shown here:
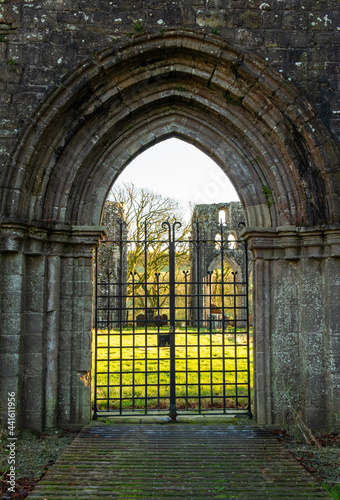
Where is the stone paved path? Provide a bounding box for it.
[29,422,330,499]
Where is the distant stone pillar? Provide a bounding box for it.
[244,226,340,431]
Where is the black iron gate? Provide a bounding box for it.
[93,220,252,420]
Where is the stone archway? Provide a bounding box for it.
[0,30,339,432]
[2,31,339,227]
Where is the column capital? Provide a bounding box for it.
[0,222,108,256]
[241,225,340,260]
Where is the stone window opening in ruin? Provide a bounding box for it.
[218,209,227,225]
[228,233,237,249]
[215,233,222,250]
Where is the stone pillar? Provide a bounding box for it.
[0,223,106,432]
[244,226,340,432]
[70,255,94,428]
[55,227,106,430]
[23,254,47,431]
[324,230,340,431]
[45,255,61,429]
[0,228,26,427]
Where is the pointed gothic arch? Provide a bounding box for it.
[1,31,339,229]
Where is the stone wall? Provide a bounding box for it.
[0,0,339,432]
[0,0,339,174]
[246,227,340,431]
[0,224,104,431]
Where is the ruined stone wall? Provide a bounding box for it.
[97,201,127,328]
[0,0,339,173]
[190,202,250,327]
[98,201,127,280]
[191,202,249,279]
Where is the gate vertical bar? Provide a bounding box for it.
[93,247,99,420]
[195,220,202,413]
[220,224,226,413]
[184,270,189,409]
[156,272,161,408]
[119,222,124,415]
[232,271,238,408]
[169,222,177,421]
[132,271,136,411]
[107,269,112,412]
[208,271,213,409]
[245,241,252,417]
[144,222,148,415]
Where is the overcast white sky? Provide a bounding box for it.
[109,138,239,219]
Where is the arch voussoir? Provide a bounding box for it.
[1,30,337,227]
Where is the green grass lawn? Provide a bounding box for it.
[93,327,253,413]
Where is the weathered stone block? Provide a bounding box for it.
[2,254,24,276]
[22,411,44,432]
[0,3,21,24]
[0,377,19,406]
[23,353,44,377]
[26,283,45,313]
[59,329,73,350]
[0,353,19,377]
[75,350,92,372]
[24,67,56,86]
[59,315,73,336]
[1,313,22,335]
[26,312,44,333]
[59,350,72,373]
[23,333,43,353]
[21,378,43,408]
[164,5,183,25]
[283,11,309,30]
[0,334,20,354]
[196,9,226,27]
[303,406,328,431]
[240,10,262,29]
[1,291,23,316]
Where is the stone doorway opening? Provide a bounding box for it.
[93,139,253,420]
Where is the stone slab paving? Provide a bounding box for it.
[29,422,330,499]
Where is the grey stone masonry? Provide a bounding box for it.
[245,226,340,431]
[0,1,339,432]
[0,224,106,431]
[0,0,339,164]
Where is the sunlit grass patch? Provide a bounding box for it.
[93,326,253,412]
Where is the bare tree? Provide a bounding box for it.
[109,183,190,311]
